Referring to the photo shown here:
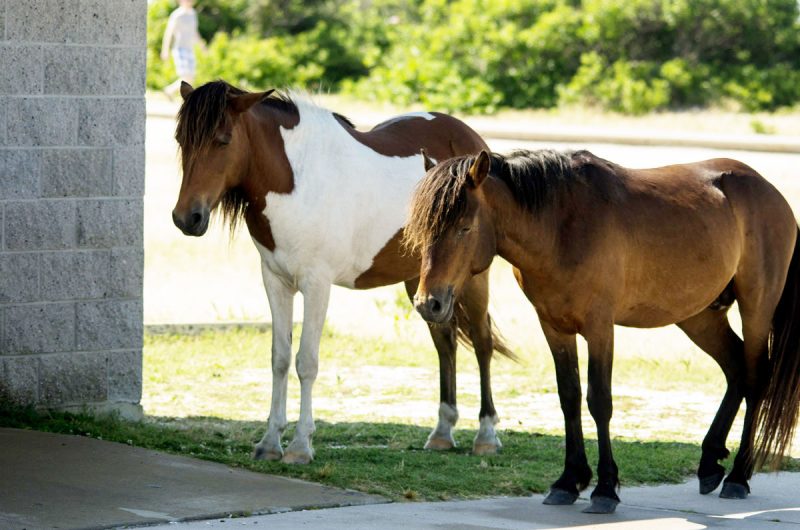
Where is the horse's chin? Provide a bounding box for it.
[179,218,209,237]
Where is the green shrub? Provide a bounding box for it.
[147,0,800,114]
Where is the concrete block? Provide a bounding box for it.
[78,98,144,147]
[0,44,43,95]
[5,200,76,250]
[76,299,143,351]
[44,47,144,97]
[6,0,79,42]
[7,97,78,147]
[41,148,112,197]
[44,46,106,96]
[4,302,75,354]
[0,149,41,199]
[76,198,142,248]
[0,253,40,303]
[0,356,39,405]
[0,2,5,42]
[77,0,146,47]
[113,147,145,196]
[39,351,107,405]
[40,250,110,300]
[6,0,80,43]
[107,350,141,402]
[0,97,6,145]
[108,47,147,97]
[109,247,143,298]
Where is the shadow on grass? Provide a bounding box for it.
[1,405,797,501]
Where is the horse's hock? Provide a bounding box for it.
[0,1,147,418]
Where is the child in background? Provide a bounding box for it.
[160,0,206,100]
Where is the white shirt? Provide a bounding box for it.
[167,7,201,50]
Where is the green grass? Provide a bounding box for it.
[2,325,798,501]
[0,405,709,500]
[2,406,796,501]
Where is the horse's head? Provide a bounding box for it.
[405,150,496,323]
[172,81,273,236]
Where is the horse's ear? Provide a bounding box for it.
[180,81,194,101]
[468,150,491,188]
[229,89,276,114]
[421,148,436,172]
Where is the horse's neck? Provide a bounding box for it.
[240,106,296,199]
[486,177,558,273]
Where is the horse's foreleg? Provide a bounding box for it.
[254,267,296,461]
[406,279,460,451]
[462,272,501,455]
[541,323,591,506]
[282,280,331,465]
[677,309,744,495]
[424,321,459,450]
[584,323,620,514]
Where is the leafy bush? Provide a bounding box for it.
[147,0,800,114]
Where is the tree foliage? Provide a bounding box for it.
[148,0,800,114]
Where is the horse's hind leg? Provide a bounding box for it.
[405,279,459,450]
[677,308,744,494]
[719,302,773,499]
[461,270,502,455]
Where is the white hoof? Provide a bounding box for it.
[473,415,501,455]
[425,434,457,451]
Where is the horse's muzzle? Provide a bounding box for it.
[414,286,455,324]
[172,205,210,236]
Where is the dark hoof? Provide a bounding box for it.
[719,481,749,499]
[582,496,619,514]
[543,488,578,505]
[699,470,725,495]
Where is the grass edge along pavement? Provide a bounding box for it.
[2,405,798,502]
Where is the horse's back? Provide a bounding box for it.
[366,112,487,159]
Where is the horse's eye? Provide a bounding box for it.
[216,133,231,146]
[458,225,471,235]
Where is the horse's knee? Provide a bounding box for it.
[586,387,612,422]
[272,351,291,375]
[295,352,319,382]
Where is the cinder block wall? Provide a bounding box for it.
[0,1,146,418]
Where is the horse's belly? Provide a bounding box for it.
[616,261,737,327]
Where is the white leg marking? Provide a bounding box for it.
[282,279,331,464]
[473,414,502,455]
[254,266,296,461]
[425,402,459,450]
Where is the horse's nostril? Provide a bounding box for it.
[430,299,442,314]
[190,212,203,226]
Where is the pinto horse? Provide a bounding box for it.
[171,80,512,464]
[406,149,800,513]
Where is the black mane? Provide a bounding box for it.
[405,149,588,253]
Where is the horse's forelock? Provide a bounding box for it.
[405,156,475,255]
[175,80,243,159]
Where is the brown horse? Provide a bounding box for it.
[171,80,513,464]
[406,148,800,513]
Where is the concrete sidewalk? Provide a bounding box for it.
[2,427,798,529]
[146,473,800,530]
[0,428,385,529]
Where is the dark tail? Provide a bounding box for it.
[755,226,800,468]
[453,299,517,361]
